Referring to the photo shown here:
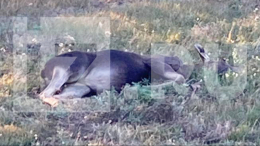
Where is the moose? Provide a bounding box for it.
[39,44,239,104]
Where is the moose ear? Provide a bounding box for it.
[194,43,210,62]
[194,43,205,53]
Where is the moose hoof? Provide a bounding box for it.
[42,97,59,107]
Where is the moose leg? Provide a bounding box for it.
[163,71,185,84]
[42,83,90,107]
[149,59,185,84]
[39,67,70,98]
[53,83,91,99]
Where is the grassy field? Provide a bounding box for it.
[0,0,260,145]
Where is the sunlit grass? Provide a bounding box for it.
[0,0,260,145]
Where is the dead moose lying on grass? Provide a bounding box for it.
[39,44,239,106]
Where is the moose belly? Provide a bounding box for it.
[81,67,124,93]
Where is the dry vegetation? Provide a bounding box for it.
[0,0,260,145]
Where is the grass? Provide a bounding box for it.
[0,0,260,145]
